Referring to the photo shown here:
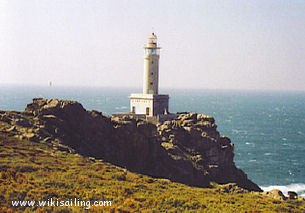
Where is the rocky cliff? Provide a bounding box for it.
[0,98,261,191]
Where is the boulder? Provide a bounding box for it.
[288,191,298,199]
[263,189,286,200]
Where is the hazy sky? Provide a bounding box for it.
[0,0,305,91]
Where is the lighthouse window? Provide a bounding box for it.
[151,72,153,75]
[151,61,154,64]
[150,82,153,85]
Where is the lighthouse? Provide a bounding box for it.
[143,33,160,94]
[130,33,169,117]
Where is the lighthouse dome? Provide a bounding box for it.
[146,33,157,48]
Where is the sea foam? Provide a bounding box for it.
[261,183,305,198]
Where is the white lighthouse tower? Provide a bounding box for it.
[143,33,160,95]
[130,33,169,117]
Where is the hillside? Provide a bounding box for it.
[1,132,305,212]
[1,98,305,212]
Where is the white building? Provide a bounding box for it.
[130,33,169,117]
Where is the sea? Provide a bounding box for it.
[1,85,305,197]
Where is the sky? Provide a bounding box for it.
[0,0,305,91]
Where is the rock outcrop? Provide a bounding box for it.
[0,98,261,191]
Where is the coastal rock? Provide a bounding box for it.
[3,98,261,191]
[288,191,298,199]
[263,189,287,200]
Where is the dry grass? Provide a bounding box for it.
[0,131,305,212]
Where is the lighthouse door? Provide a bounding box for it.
[146,107,150,116]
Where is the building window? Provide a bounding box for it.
[132,106,135,113]
[146,107,150,115]
[152,61,154,64]
[151,72,153,75]
[150,82,153,85]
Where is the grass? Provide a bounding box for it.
[0,128,305,212]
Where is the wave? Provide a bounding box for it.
[260,183,305,198]
[245,142,254,145]
[264,153,272,156]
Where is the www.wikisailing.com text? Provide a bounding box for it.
[11,198,112,209]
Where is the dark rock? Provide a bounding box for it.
[14,118,31,127]
[288,191,298,199]
[1,114,12,123]
[2,98,262,191]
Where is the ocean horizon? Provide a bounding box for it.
[1,85,305,197]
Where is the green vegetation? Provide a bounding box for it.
[0,133,305,212]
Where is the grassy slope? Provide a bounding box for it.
[0,128,305,212]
